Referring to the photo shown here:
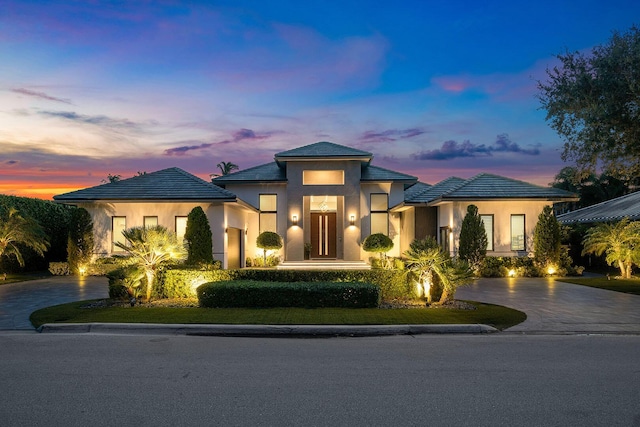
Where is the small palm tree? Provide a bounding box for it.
[582,218,640,279]
[115,225,187,300]
[404,237,474,304]
[217,161,239,176]
[0,207,49,268]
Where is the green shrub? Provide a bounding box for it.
[106,265,145,299]
[0,194,72,271]
[458,204,488,272]
[48,262,69,276]
[67,207,94,275]
[362,233,394,257]
[479,256,542,277]
[156,267,235,298]
[245,254,281,267]
[197,280,381,308]
[235,269,410,301]
[184,206,213,264]
[88,256,135,276]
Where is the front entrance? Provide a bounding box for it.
[310,212,336,258]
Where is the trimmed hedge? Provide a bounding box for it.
[234,269,411,301]
[197,280,381,308]
[156,268,234,298]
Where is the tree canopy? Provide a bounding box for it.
[538,26,640,179]
[0,207,50,268]
[184,206,213,265]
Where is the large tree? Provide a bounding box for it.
[538,26,640,179]
[582,218,640,279]
[0,207,49,268]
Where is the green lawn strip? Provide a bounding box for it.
[30,300,525,330]
[557,277,640,296]
[1,272,52,285]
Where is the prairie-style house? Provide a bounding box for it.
[54,142,577,268]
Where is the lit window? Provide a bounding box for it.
[303,170,344,185]
[480,215,494,251]
[511,214,525,251]
[370,193,388,235]
[112,216,126,252]
[260,194,277,233]
[143,216,158,228]
[175,216,188,243]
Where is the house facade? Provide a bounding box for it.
[54,141,577,268]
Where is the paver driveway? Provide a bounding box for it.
[457,277,640,333]
[2,275,640,333]
[0,276,108,330]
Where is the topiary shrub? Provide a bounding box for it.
[184,206,213,265]
[363,233,394,268]
[197,280,381,308]
[458,204,487,273]
[256,231,283,266]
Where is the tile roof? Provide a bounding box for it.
[275,141,372,160]
[404,182,432,200]
[557,191,640,224]
[361,165,418,183]
[405,177,466,203]
[211,162,287,184]
[405,174,577,204]
[54,168,236,201]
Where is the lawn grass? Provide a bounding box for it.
[30,300,526,330]
[557,277,640,296]
[0,271,52,285]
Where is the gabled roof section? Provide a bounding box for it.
[54,168,236,202]
[405,177,466,203]
[404,182,432,200]
[211,162,286,184]
[275,141,372,163]
[557,191,640,224]
[435,173,578,202]
[361,165,418,184]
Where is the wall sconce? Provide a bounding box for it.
[292,215,298,226]
[349,214,355,226]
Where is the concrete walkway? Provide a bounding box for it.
[457,277,640,333]
[0,276,108,330]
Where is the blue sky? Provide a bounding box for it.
[1,0,639,198]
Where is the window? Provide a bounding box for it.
[480,215,494,251]
[112,216,126,252]
[175,216,188,243]
[303,170,344,185]
[143,216,158,228]
[440,226,451,253]
[511,214,525,251]
[370,193,388,235]
[259,194,277,233]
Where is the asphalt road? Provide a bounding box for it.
[1,332,639,426]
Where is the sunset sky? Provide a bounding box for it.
[2,0,639,200]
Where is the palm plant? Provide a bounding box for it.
[0,207,49,268]
[404,237,474,304]
[114,225,187,300]
[582,218,640,278]
[216,161,239,176]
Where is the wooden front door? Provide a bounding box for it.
[310,212,337,258]
[227,227,242,269]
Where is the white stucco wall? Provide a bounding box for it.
[437,200,554,257]
[78,200,248,268]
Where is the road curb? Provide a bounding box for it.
[37,323,498,336]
